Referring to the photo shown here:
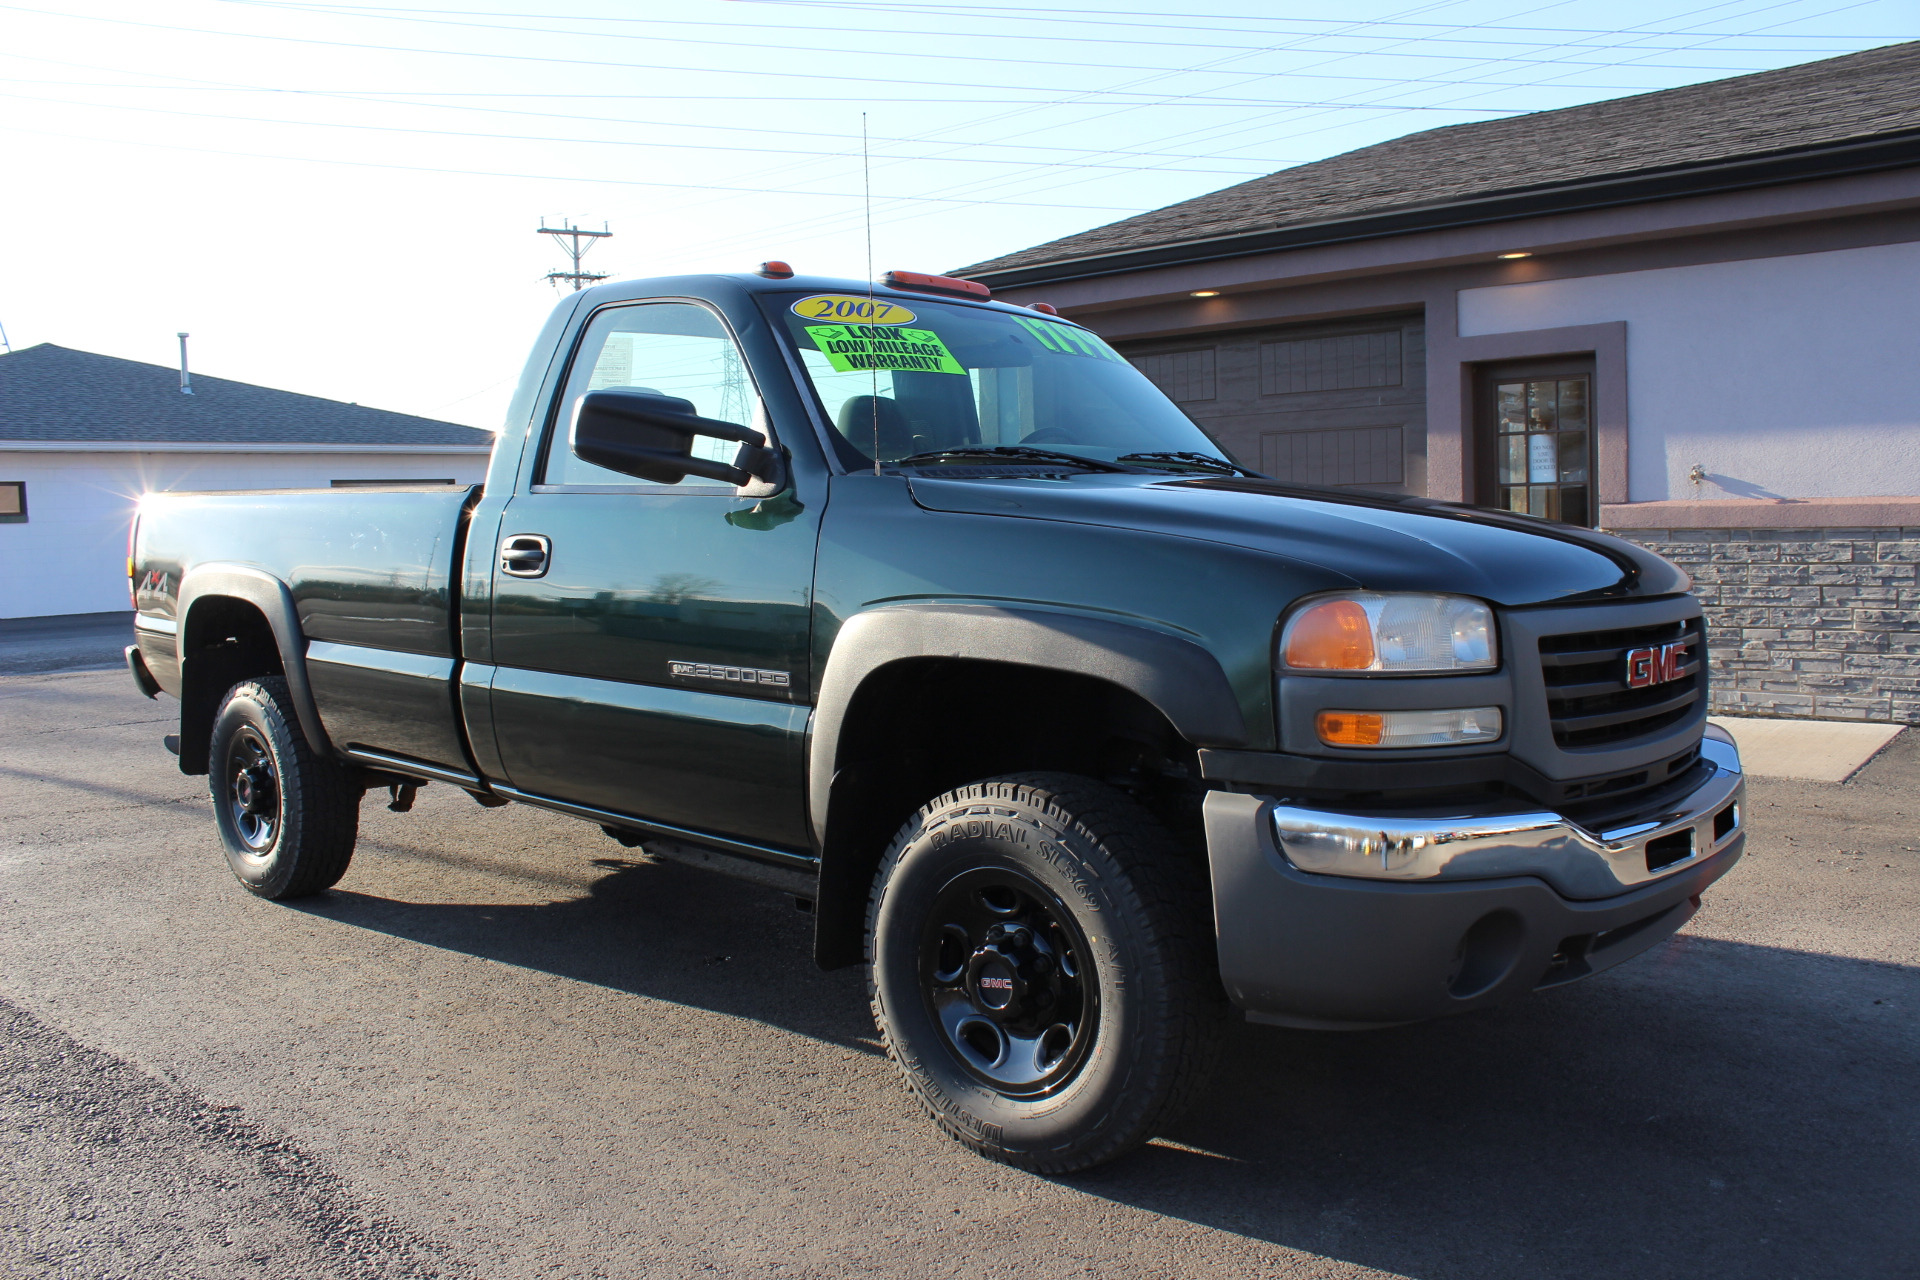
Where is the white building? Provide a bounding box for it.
[0,344,492,618]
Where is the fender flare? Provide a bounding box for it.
[177,565,334,762]
[807,603,1248,848]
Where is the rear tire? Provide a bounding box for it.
[867,772,1226,1173]
[208,677,360,899]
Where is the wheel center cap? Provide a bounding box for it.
[972,958,1018,1011]
[236,766,273,814]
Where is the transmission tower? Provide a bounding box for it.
[538,218,612,291]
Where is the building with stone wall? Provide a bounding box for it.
[960,42,1920,724]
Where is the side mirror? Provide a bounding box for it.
[573,390,784,488]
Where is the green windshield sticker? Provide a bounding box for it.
[1013,315,1126,363]
[805,324,966,375]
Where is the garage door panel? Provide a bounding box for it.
[1260,425,1405,486]
[1118,314,1426,494]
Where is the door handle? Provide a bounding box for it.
[500,534,551,578]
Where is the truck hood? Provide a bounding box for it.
[907,474,1685,606]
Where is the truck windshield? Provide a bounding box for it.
[773,293,1238,473]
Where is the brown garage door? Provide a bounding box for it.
[1117,313,1426,495]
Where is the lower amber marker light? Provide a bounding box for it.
[1317,707,1502,748]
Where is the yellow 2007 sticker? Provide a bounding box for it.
[791,294,917,325]
[805,324,965,375]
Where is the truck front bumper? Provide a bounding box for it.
[1203,727,1745,1028]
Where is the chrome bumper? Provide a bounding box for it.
[1269,726,1744,900]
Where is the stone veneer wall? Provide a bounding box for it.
[1606,526,1920,724]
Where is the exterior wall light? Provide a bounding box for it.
[1190,290,1221,297]
[1497,252,1532,260]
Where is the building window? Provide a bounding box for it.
[0,481,25,523]
[1478,363,1594,526]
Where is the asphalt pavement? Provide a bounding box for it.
[2,665,1915,1279]
[0,614,134,677]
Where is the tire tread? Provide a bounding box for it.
[213,677,359,898]
[865,771,1226,1173]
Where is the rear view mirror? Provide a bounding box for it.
[573,390,784,487]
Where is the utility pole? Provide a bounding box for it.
[538,218,612,291]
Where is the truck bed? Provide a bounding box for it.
[133,484,480,774]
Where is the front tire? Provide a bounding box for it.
[208,677,360,899]
[867,773,1225,1172]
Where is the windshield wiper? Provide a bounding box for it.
[890,446,1140,474]
[1117,450,1263,477]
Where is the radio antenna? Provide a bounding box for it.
[863,112,881,477]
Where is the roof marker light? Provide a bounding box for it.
[1190,290,1220,297]
[757,260,795,278]
[881,269,991,300]
[1028,302,1059,315]
[1497,252,1532,260]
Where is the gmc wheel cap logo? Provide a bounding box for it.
[1626,641,1689,689]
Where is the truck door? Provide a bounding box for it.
[486,299,816,852]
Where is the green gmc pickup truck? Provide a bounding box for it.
[126,267,1745,1171]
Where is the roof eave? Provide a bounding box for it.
[968,127,1920,289]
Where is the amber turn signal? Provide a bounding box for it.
[1316,711,1384,746]
[1316,706,1503,748]
[1283,599,1376,669]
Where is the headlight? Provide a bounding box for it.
[1281,592,1497,673]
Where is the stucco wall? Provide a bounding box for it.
[0,450,488,618]
[1456,239,1920,503]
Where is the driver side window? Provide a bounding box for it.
[544,302,763,488]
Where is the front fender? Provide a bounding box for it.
[808,602,1247,845]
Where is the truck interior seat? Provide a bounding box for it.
[837,394,917,461]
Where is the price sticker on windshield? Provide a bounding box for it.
[791,294,917,325]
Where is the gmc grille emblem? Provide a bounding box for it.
[1625,641,1689,689]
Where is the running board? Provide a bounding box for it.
[489,783,819,877]
[339,746,482,789]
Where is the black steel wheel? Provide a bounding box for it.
[224,725,280,853]
[868,772,1226,1173]
[921,866,1097,1098]
[208,677,360,899]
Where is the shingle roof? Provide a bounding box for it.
[0,344,493,446]
[962,40,1920,280]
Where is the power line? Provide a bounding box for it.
[187,0,1815,85]
[221,0,1917,46]
[0,5,1593,108]
[0,86,1276,176]
[0,71,1316,165]
[0,53,1341,165]
[727,0,1917,41]
[644,0,1559,258]
[0,122,1150,211]
[651,0,1835,263]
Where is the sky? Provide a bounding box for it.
[2,0,1914,431]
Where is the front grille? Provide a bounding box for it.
[1538,616,1704,749]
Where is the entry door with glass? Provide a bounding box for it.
[1479,362,1595,526]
